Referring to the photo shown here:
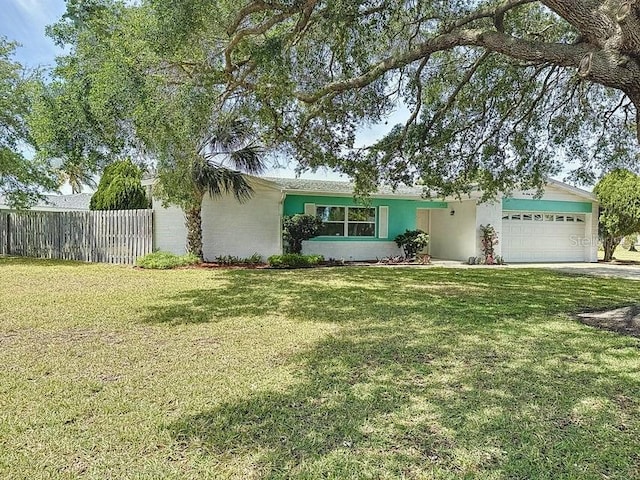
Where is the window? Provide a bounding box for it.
[522,214,533,221]
[316,206,376,237]
[576,215,585,223]
[533,214,543,221]
[544,214,554,221]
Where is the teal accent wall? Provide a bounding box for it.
[502,198,593,213]
[283,194,448,241]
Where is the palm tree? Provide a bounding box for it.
[58,160,97,194]
[183,119,266,260]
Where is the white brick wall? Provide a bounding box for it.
[301,241,401,261]
[152,180,283,261]
[153,204,188,255]
[200,182,282,261]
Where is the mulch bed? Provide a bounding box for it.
[577,306,640,338]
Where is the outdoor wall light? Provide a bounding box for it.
[450,210,456,216]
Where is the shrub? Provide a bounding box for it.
[214,253,263,266]
[394,229,429,258]
[268,253,324,268]
[480,224,499,264]
[90,159,150,210]
[283,214,322,254]
[136,251,200,269]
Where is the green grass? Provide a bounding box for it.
[599,246,640,263]
[1,257,640,479]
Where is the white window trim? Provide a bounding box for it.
[503,211,586,222]
[316,205,377,238]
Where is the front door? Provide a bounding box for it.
[416,209,430,254]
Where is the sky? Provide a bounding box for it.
[1,0,411,193]
[1,0,66,70]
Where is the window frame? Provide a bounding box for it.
[316,205,377,238]
[503,211,589,223]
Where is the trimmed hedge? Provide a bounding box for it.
[267,254,324,269]
[136,251,200,269]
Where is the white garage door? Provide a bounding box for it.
[502,212,587,262]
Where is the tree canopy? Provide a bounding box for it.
[593,168,640,261]
[45,1,640,201]
[0,39,57,208]
[145,0,640,197]
[46,1,268,259]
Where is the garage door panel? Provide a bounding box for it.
[502,213,586,262]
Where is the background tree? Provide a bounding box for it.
[45,1,265,260]
[29,78,111,195]
[0,38,57,208]
[89,159,149,210]
[593,169,640,262]
[57,161,97,194]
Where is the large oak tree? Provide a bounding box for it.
[148,0,640,197]
[45,1,640,210]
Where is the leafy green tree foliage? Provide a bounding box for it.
[594,169,640,262]
[46,1,640,228]
[29,1,143,194]
[283,214,322,254]
[90,159,149,210]
[0,39,57,208]
[29,79,109,194]
[46,2,265,260]
[147,0,640,197]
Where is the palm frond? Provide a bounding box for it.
[228,144,266,175]
[192,160,254,203]
[200,118,266,174]
[191,116,266,202]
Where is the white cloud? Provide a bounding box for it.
[2,0,66,68]
[11,0,50,22]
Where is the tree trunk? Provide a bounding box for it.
[630,243,637,252]
[603,235,621,262]
[289,239,302,254]
[185,203,204,261]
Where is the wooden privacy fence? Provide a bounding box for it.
[0,209,153,265]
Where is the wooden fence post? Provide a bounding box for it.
[6,213,11,255]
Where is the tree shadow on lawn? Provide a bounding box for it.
[165,313,640,478]
[142,267,640,326]
[155,268,640,477]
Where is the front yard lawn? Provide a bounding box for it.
[1,257,640,479]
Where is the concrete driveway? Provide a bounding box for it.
[517,262,640,281]
[427,259,640,281]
